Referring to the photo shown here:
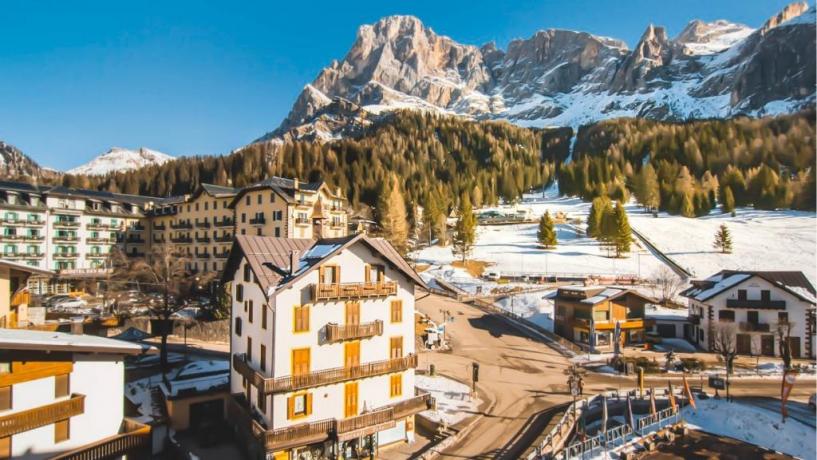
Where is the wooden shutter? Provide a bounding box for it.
[54,419,69,443]
[391,300,403,323]
[344,382,358,418]
[55,374,69,398]
[260,344,266,372]
[346,302,360,325]
[344,341,360,368]
[287,396,294,419]
[262,304,268,330]
[292,348,310,376]
[248,300,254,323]
[390,374,402,397]
[247,337,252,361]
[306,392,313,416]
[390,337,403,359]
[294,305,310,332]
[0,387,10,411]
[0,436,9,460]
[364,265,371,283]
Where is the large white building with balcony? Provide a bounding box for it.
[682,270,816,359]
[0,328,150,459]
[222,234,432,460]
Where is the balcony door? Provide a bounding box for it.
[292,348,310,376]
[344,382,358,418]
[344,341,360,369]
[346,302,360,326]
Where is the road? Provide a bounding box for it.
[410,293,816,459]
[736,396,815,428]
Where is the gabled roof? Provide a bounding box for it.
[681,270,816,304]
[0,259,54,277]
[227,176,343,209]
[556,285,656,305]
[222,234,427,299]
[195,183,239,199]
[0,329,144,355]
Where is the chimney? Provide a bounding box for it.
[293,178,299,190]
[290,250,300,276]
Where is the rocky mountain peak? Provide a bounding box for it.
[674,19,754,55]
[759,1,810,35]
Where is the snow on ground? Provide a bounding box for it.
[126,373,165,421]
[415,374,479,426]
[628,206,816,282]
[682,398,816,459]
[495,290,555,331]
[644,304,689,321]
[652,338,697,353]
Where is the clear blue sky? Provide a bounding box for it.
[0,0,801,169]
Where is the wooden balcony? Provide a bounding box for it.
[50,418,151,460]
[0,394,85,437]
[739,321,771,332]
[326,320,383,342]
[312,281,397,302]
[11,290,30,307]
[574,318,650,331]
[233,353,418,394]
[227,392,433,452]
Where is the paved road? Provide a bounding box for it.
[414,293,574,459]
[736,396,816,428]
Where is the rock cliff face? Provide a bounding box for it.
[257,2,815,142]
[0,141,56,180]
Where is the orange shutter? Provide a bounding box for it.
[306,392,313,416]
[287,395,294,419]
[364,265,371,283]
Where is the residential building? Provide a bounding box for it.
[0,328,150,459]
[223,234,433,459]
[552,286,655,350]
[0,181,155,294]
[230,177,347,240]
[682,270,816,358]
[0,260,53,328]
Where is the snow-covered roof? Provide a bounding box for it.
[682,270,816,304]
[645,304,690,321]
[0,329,144,355]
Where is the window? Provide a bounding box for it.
[241,213,246,223]
[593,309,609,322]
[234,317,242,336]
[54,419,69,443]
[390,300,403,323]
[245,196,250,205]
[257,387,266,414]
[292,348,310,376]
[204,201,208,211]
[257,194,262,205]
[248,300,254,323]
[247,337,253,361]
[390,374,402,397]
[260,344,267,372]
[270,193,276,203]
[344,341,360,368]
[718,310,735,322]
[235,284,243,302]
[737,289,747,300]
[275,227,281,237]
[55,374,70,398]
[319,266,339,285]
[243,264,251,282]
[257,228,262,236]
[0,386,10,411]
[262,304,268,330]
[779,312,789,322]
[195,203,199,211]
[747,311,759,324]
[287,392,312,419]
[294,305,310,332]
[761,290,771,302]
[390,337,403,359]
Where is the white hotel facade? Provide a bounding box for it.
[224,234,433,459]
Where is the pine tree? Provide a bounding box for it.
[537,211,557,249]
[713,224,733,254]
[634,164,660,212]
[587,197,608,238]
[452,194,476,262]
[421,192,440,245]
[680,192,695,218]
[377,175,408,254]
[599,199,617,255]
[721,185,735,213]
[613,201,632,257]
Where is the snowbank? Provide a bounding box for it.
[415,374,479,426]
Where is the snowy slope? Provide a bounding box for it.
[67,147,174,176]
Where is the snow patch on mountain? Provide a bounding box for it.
[67,147,174,176]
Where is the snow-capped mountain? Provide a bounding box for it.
[67,147,174,176]
[255,1,815,143]
[0,141,57,179]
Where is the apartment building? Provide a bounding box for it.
[682,270,816,359]
[143,184,237,273]
[223,234,433,459]
[0,181,154,294]
[230,177,347,240]
[553,286,655,351]
[0,260,53,329]
[0,329,150,459]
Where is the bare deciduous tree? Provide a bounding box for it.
[712,322,738,400]
[775,320,795,371]
[650,266,685,305]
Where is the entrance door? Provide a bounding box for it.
[189,399,224,430]
[736,334,751,355]
[344,341,360,368]
[788,337,801,359]
[344,382,358,417]
[346,302,360,325]
[761,335,775,356]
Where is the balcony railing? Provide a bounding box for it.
[249,216,266,225]
[170,222,193,230]
[21,234,44,241]
[195,253,211,259]
[295,217,310,226]
[195,221,211,228]
[153,223,166,230]
[53,236,80,242]
[153,236,165,243]
[326,320,383,342]
[226,392,432,453]
[196,236,211,243]
[50,418,151,460]
[739,321,771,332]
[53,220,81,228]
[0,234,22,240]
[726,298,786,309]
[86,237,113,243]
[21,252,43,259]
[214,251,230,259]
[214,235,233,243]
[170,237,193,244]
[87,222,115,230]
[233,353,418,394]
[312,281,397,302]
[214,218,234,227]
[126,237,145,244]
[87,253,108,259]
[0,394,85,437]
[53,252,79,258]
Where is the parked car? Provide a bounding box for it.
[44,295,72,307]
[53,298,87,309]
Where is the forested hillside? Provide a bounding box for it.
[559,109,816,213]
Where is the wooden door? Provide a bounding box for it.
[346,302,360,325]
[344,341,360,368]
[292,348,310,376]
[761,335,775,356]
[788,337,801,359]
[736,334,751,355]
[344,382,358,417]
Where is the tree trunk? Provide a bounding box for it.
[160,332,169,371]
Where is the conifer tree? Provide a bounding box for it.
[586,197,607,238]
[452,194,476,262]
[634,164,660,212]
[713,224,733,254]
[680,192,695,218]
[721,185,735,213]
[377,175,408,254]
[599,199,617,255]
[613,201,632,257]
[537,211,557,249]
